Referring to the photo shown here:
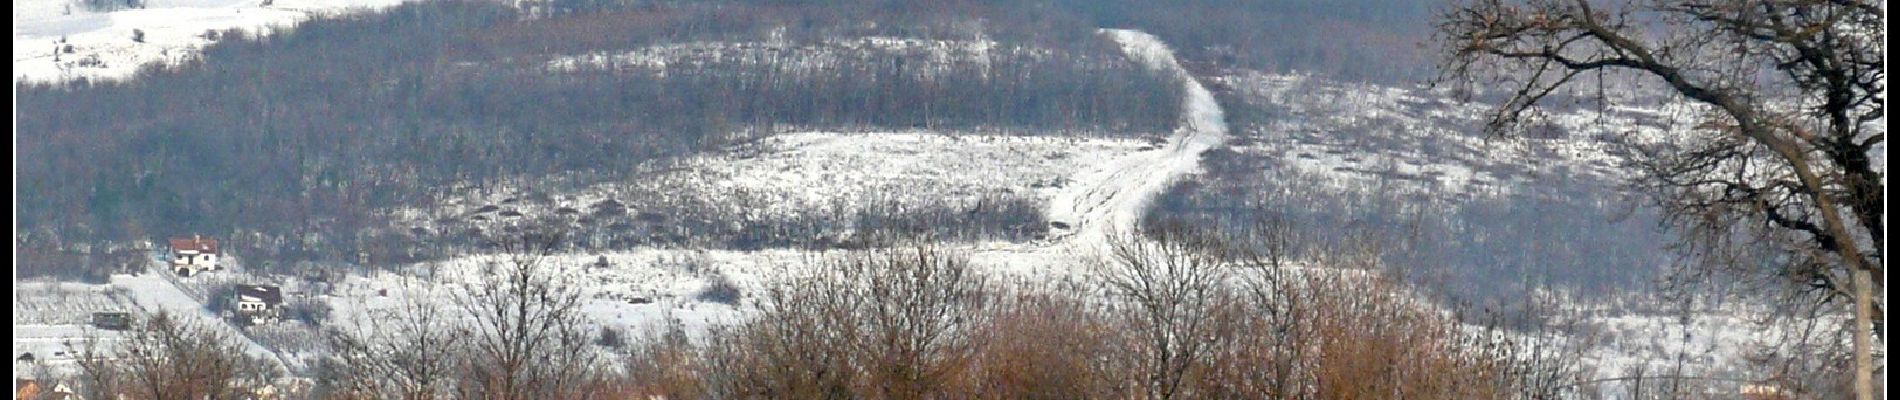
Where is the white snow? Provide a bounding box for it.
[657,132,1144,223]
[1208,69,1683,202]
[347,29,1229,342]
[110,271,281,360]
[13,0,412,83]
[1047,29,1227,250]
[9,267,289,376]
[386,130,1151,245]
[12,281,135,370]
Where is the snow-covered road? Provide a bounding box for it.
[113,269,286,366]
[1046,29,1228,252]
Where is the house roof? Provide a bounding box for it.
[169,235,219,254]
[235,284,283,305]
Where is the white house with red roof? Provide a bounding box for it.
[169,234,221,276]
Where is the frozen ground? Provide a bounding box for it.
[1048,28,1227,250]
[14,29,1205,378]
[13,0,411,83]
[363,28,1222,338]
[11,267,285,375]
[1206,69,1685,202]
[12,281,134,371]
[398,131,1149,231]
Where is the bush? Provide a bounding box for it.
[284,297,332,327]
[695,274,741,306]
[595,325,625,349]
[634,236,1575,399]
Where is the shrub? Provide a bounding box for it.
[695,274,741,305]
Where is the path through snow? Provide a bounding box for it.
[112,266,287,368]
[1045,29,1228,253]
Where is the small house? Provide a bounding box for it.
[92,311,132,331]
[170,235,221,276]
[233,284,284,326]
[14,379,76,400]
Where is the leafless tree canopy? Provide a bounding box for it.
[322,291,461,400]
[1093,232,1242,400]
[456,229,606,400]
[75,312,279,400]
[1436,0,1883,327]
[316,229,608,400]
[1435,0,1884,396]
[699,246,991,399]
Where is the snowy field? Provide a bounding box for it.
[13,0,412,83]
[13,261,294,376]
[1207,69,1691,202]
[364,28,1213,338]
[12,281,135,369]
[386,131,1153,244]
[1201,69,1843,392]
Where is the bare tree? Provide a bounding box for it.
[968,286,1129,399]
[320,284,463,400]
[617,319,706,399]
[1434,1,1883,397]
[701,246,991,399]
[74,311,277,400]
[1094,230,1243,400]
[453,228,604,400]
[853,246,991,399]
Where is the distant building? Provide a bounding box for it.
[91,311,132,331]
[14,379,77,400]
[170,235,221,276]
[233,284,284,326]
[1740,383,1789,400]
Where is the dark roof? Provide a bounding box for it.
[169,236,219,254]
[235,284,284,305]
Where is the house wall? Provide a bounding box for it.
[171,250,219,271]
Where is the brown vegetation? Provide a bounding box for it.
[71,230,1578,399]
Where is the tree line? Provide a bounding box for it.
[15,0,1181,278]
[50,227,1617,399]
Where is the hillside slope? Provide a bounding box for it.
[13,0,410,83]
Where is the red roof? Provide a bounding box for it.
[169,236,219,254]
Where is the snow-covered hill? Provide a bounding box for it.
[13,17,1845,395]
[13,0,410,83]
[1158,68,1851,394]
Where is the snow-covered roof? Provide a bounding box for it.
[235,284,283,306]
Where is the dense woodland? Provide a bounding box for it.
[16,0,1454,278]
[16,0,1201,276]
